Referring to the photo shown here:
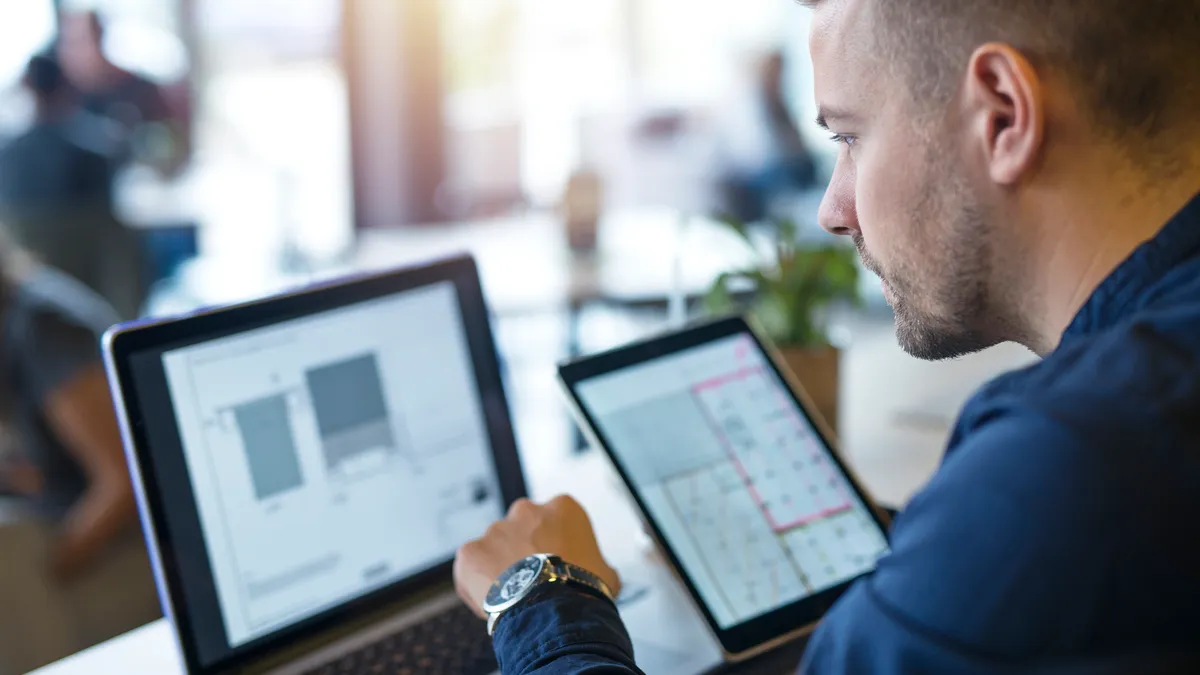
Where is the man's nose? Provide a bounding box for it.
[818,172,858,237]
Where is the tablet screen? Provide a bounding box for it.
[571,330,889,629]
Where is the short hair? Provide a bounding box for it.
[23,53,66,98]
[805,0,1200,164]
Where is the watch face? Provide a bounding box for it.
[486,556,545,609]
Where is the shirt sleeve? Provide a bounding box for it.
[492,585,644,675]
[799,409,1200,674]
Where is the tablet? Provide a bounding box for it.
[557,316,891,661]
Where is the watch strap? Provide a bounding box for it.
[486,556,615,637]
[549,557,615,602]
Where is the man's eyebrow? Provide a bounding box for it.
[815,105,856,130]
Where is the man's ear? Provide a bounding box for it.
[963,43,1044,185]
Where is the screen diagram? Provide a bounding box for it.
[305,353,400,476]
[223,350,409,497]
[162,283,504,647]
[579,333,890,627]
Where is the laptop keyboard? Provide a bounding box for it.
[305,603,498,675]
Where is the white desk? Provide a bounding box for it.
[29,622,182,675]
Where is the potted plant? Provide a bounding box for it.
[704,216,861,437]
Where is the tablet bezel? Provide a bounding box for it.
[103,255,528,675]
[557,315,891,660]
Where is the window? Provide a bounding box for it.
[0,0,55,134]
[190,0,352,261]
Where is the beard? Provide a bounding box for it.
[859,147,1004,361]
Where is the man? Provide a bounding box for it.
[455,0,1200,672]
[0,53,144,321]
[0,53,115,216]
[719,49,819,222]
[57,10,190,178]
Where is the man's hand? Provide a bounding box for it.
[454,495,620,618]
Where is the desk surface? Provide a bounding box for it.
[29,622,180,675]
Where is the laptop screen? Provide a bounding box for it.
[143,280,507,661]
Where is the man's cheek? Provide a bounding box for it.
[855,162,890,256]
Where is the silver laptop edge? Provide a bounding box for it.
[103,327,192,668]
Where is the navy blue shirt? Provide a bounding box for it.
[490,192,1200,674]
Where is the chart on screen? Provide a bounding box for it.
[591,334,889,626]
[162,284,508,644]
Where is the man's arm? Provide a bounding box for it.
[455,496,645,674]
[20,309,136,581]
[43,365,138,581]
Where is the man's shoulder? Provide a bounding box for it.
[940,304,1200,527]
[889,294,1200,655]
[958,299,1200,449]
[879,360,1200,656]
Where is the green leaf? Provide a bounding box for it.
[704,272,738,315]
[701,210,863,347]
[711,212,758,253]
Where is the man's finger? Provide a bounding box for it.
[453,541,489,618]
[547,494,583,515]
[507,497,537,520]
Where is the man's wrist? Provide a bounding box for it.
[485,554,617,636]
[491,579,615,636]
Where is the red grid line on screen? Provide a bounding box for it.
[763,364,856,509]
[690,365,851,534]
[692,365,761,394]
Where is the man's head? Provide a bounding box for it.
[805,0,1200,359]
[22,53,70,110]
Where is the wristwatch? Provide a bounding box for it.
[482,553,615,636]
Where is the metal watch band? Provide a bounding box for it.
[487,556,615,637]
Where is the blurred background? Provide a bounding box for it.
[0,2,1035,670]
[0,0,836,279]
[0,0,876,466]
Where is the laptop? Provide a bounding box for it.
[103,256,529,675]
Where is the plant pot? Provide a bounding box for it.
[777,345,840,439]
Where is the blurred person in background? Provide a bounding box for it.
[0,52,145,320]
[57,9,190,179]
[0,233,159,675]
[717,49,819,222]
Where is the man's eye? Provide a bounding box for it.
[829,133,857,148]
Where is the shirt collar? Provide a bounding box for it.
[1061,191,1200,344]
